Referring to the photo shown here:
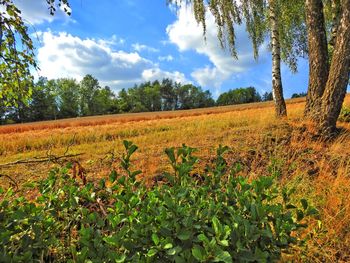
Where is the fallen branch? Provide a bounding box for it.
[0,173,19,191]
[0,153,84,167]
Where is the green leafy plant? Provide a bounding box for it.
[0,141,317,262]
[339,107,350,122]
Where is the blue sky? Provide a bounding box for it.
[17,0,311,98]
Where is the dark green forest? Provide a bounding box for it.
[0,75,283,125]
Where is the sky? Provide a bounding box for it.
[16,0,312,99]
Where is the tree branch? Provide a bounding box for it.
[0,173,19,191]
[0,153,85,167]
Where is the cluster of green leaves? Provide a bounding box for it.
[117,79,214,113]
[0,0,35,107]
[216,87,262,106]
[0,0,71,107]
[339,107,350,122]
[0,142,317,262]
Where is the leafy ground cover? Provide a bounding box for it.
[0,142,317,262]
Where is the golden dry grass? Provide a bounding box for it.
[0,95,350,261]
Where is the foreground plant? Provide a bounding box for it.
[339,107,350,122]
[0,141,317,262]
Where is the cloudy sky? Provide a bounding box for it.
[19,0,311,98]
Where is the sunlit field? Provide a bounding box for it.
[1,95,350,261]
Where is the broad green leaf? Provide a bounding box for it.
[166,248,177,256]
[192,245,206,261]
[297,209,304,221]
[147,248,158,257]
[115,255,126,263]
[213,250,233,263]
[165,147,176,164]
[152,233,160,245]
[177,229,191,241]
[301,199,308,210]
[164,243,173,249]
[212,216,222,236]
[306,207,319,216]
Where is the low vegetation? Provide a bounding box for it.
[0,141,317,262]
[339,106,350,123]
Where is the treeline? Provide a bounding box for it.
[0,75,274,124]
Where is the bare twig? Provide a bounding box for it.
[0,134,82,167]
[98,149,116,166]
[96,198,108,217]
[0,173,19,191]
[0,153,84,167]
[64,133,77,156]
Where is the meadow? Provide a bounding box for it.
[1,95,350,261]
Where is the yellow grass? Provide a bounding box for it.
[0,95,350,261]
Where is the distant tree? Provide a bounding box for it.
[94,86,119,115]
[144,84,162,112]
[217,87,262,106]
[79,74,101,116]
[262,92,274,101]
[291,92,307,98]
[199,90,215,108]
[117,88,133,113]
[116,79,214,113]
[28,77,58,121]
[56,79,80,118]
[160,79,177,111]
[176,84,213,109]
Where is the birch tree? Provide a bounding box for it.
[303,0,329,120]
[169,0,306,118]
[317,0,350,135]
[269,0,287,116]
[304,0,350,136]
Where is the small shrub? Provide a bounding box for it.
[339,107,350,122]
[0,141,317,262]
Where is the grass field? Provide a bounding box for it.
[1,95,350,261]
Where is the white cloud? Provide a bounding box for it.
[12,0,72,25]
[142,68,189,84]
[191,66,228,89]
[158,55,174,62]
[166,5,268,90]
[98,35,125,47]
[36,31,187,91]
[132,43,159,53]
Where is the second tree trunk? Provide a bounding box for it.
[269,0,287,117]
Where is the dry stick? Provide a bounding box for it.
[0,173,19,191]
[0,133,83,167]
[0,153,85,167]
[96,198,108,217]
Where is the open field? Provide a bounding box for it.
[1,95,350,261]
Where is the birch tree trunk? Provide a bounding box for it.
[304,0,329,120]
[329,0,341,49]
[269,0,287,117]
[318,0,350,136]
